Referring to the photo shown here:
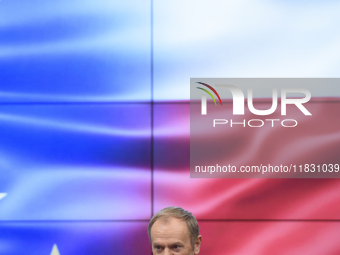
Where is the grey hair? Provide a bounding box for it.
[148,206,199,249]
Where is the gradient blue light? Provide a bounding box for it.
[0,0,151,102]
[0,104,151,220]
[0,222,151,255]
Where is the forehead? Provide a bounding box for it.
[151,217,190,243]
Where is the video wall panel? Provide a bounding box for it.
[153,103,340,220]
[0,104,151,220]
[0,221,151,255]
[199,221,340,255]
[0,0,151,102]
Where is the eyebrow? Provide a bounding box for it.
[153,243,163,247]
[171,242,184,246]
[153,242,184,247]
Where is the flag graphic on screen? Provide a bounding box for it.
[50,244,60,255]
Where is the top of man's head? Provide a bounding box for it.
[148,207,200,251]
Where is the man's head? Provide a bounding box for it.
[148,207,202,255]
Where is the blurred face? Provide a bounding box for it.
[150,217,201,255]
